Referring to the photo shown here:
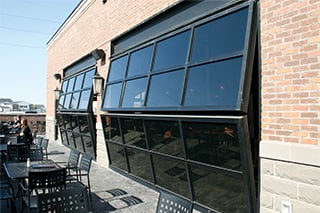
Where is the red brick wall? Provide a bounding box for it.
[260,0,320,145]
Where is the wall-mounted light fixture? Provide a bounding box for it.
[91,49,105,63]
[92,73,105,96]
[102,0,107,4]
[54,87,61,100]
[54,73,62,83]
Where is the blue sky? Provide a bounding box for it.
[0,0,81,105]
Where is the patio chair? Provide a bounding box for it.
[40,138,49,159]
[38,186,89,213]
[6,143,30,162]
[0,181,15,212]
[156,190,192,213]
[56,149,80,175]
[19,167,67,213]
[29,148,44,161]
[66,154,92,204]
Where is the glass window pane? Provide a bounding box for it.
[147,70,184,107]
[182,121,241,170]
[67,131,76,149]
[61,80,68,93]
[191,8,248,63]
[107,143,128,171]
[70,115,79,133]
[73,133,84,152]
[127,148,153,182]
[102,116,122,143]
[190,165,246,212]
[120,118,146,149]
[184,57,243,108]
[83,69,95,89]
[74,74,84,90]
[70,92,80,110]
[108,55,128,82]
[78,90,91,109]
[102,83,122,109]
[145,120,184,157]
[58,95,65,109]
[83,135,95,157]
[122,78,147,108]
[64,94,72,109]
[67,78,75,92]
[60,130,69,146]
[79,116,90,135]
[152,30,190,72]
[127,45,153,77]
[152,155,190,198]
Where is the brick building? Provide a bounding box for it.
[46,0,320,212]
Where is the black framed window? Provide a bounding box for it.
[102,3,254,112]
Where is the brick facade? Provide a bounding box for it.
[46,0,320,211]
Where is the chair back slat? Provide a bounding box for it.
[68,150,80,168]
[29,148,43,161]
[38,187,89,213]
[28,168,66,192]
[79,155,92,173]
[156,191,192,213]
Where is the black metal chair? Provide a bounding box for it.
[56,149,80,176]
[19,167,67,213]
[37,186,89,213]
[29,148,44,161]
[156,190,192,213]
[6,143,30,162]
[40,138,49,159]
[0,180,15,212]
[66,155,92,205]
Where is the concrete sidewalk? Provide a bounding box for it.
[47,141,159,213]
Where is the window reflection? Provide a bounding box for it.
[73,133,84,152]
[78,90,91,109]
[184,57,243,108]
[74,74,84,90]
[103,83,122,108]
[120,118,146,149]
[107,143,128,171]
[153,30,190,72]
[78,116,90,135]
[67,78,75,93]
[122,78,147,108]
[70,92,80,110]
[182,122,241,170]
[61,80,68,93]
[108,55,128,82]
[83,69,95,89]
[147,70,184,107]
[64,94,71,109]
[191,8,248,63]
[127,45,153,77]
[152,155,190,198]
[145,120,184,157]
[103,117,122,143]
[127,148,153,182]
[190,165,246,212]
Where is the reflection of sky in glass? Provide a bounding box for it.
[127,45,153,77]
[61,80,68,93]
[103,83,122,108]
[74,74,84,90]
[67,78,75,92]
[108,55,128,82]
[153,30,190,72]
[70,92,80,109]
[78,90,91,109]
[147,70,184,107]
[64,94,72,108]
[184,57,242,107]
[83,69,95,89]
[122,78,147,108]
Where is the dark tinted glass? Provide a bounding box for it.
[78,116,90,135]
[191,8,248,63]
[102,83,122,108]
[120,118,146,149]
[103,117,122,143]
[83,69,95,89]
[153,30,190,71]
[127,45,153,77]
[70,92,80,110]
[70,115,79,133]
[107,143,128,171]
[182,121,241,170]
[67,78,75,92]
[83,135,94,157]
[190,165,246,212]
[74,73,84,90]
[67,131,76,149]
[145,120,184,157]
[127,148,153,182]
[184,57,243,108]
[73,133,84,152]
[147,70,184,107]
[108,55,128,82]
[61,130,68,146]
[122,78,147,108]
[78,90,91,109]
[152,155,190,198]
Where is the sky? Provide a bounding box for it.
[0,0,81,106]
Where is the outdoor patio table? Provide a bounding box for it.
[3,160,59,180]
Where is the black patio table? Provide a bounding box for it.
[3,160,59,180]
